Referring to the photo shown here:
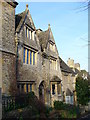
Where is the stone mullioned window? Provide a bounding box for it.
[23,47,37,65]
[25,26,35,40]
[18,83,33,93]
[50,43,55,52]
[50,59,57,70]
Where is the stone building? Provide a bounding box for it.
[36,25,63,106]
[1,0,77,107]
[1,0,18,95]
[67,58,90,80]
[15,5,62,106]
[67,58,80,72]
[60,58,77,104]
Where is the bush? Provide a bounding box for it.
[54,101,65,110]
[54,101,79,118]
[76,77,90,105]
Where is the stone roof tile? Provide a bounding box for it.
[15,10,35,33]
[37,30,49,51]
[60,57,76,75]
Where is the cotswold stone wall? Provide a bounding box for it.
[2,2,16,53]
[2,53,16,95]
[16,24,42,97]
[2,2,16,95]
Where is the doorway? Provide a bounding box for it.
[39,81,45,102]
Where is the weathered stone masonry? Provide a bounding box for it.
[1,1,77,106]
[2,1,18,95]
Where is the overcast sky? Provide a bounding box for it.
[16,1,88,71]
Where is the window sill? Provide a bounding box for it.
[26,37,34,41]
[23,63,37,67]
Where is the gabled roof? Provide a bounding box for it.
[7,0,18,8]
[37,26,55,51]
[37,29,49,51]
[50,76,62,82]
[59,57,76,75]
[66,88,73,96]
[15,9,35,33]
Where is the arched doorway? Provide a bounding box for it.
[39,81,45,102]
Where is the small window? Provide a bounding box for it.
[71,96,74,104]
[30,84,32,91]
[29,31,31,39]
[27,49,29,64]
[17,84,20,89]
[23,48,26,63]
[66,96,70,104]
[33,52,35,65]
[30,51,32,64]
[28,29,30,39]
[26,27,27,38]
[57,84,60,94]
[50,59,56,70]
[31,31,33,40]
[32,31,35,40]
[17,84,20,92]
[52,84,55,95]
[21,84,24,92]
[26,84,28,93]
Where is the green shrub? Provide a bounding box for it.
[54,101,64,110]
[54,101,79,118]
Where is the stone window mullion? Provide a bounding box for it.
[25,49,27,64]
[30,31,31,39]
[32,52,33,65]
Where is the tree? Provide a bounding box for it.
[75,77,90,105]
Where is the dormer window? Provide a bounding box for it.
[25,26,35,40]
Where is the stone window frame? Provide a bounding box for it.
[25,25,35,40]
[49,42,55,52]
[50,58,57,70]
[23,47,37,66]
[52,84,55,95]
[23,48,26,63]
[26,84,28,93]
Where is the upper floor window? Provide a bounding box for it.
[33,52,35,65]
[50,43,55,52]
[23,48,26,63]
[23,47,37,65]
[30,51,32,64]
[25,26,35,40]
[27,49,29,64]
[50,59,57,70]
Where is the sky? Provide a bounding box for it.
[15,1,88,71]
